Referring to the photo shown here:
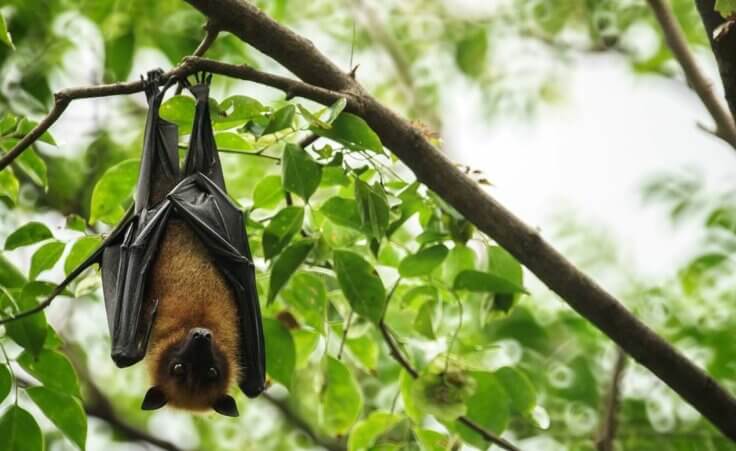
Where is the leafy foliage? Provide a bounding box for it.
[0,0,731,450]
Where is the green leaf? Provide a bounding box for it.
[263,318,296,388]
[29,241,65,280]
[89,159,139,225]
[715,0,736,17]
[320,356,363,435]
[252,175,285,210]
[281,272,327,332]
[159,96,195,133]
[5,283,49,357]
[0,13,14,50]
[414,428,454,451]
[414,301,436,340]
[5,222,53,250]
[400,370,422,423]
[495,367,536,415]
[0,254,25,289]
[64,236,102,276]
[455,28,487,78]
[0,167,19,206]
[215,95,265,129]
[15,148,48,189]
[321,197,363,230]
[346,333,379,370]
[348,411,401,451]
[488,246,523,285]
[292,329,320,368]
[215,132,254,151]
[297,104,330,129]
[263,206,304,260]
[0,365,11,403]
[453,270,526,294]
[104,30,134,81]
[333,250,386,323]
[282,144,322,201]
[263,104,296,135]
[443,244,476,285]
[326,98,348,125]
[0,405,43,451]
[64,215,87,232]
[355,179,389,239]
[452,372,511,447]
[399,245,448,278]
[268,239,315,303]
[312,112,383,153]
[18,349,81,398]
[413,370,476,422]
[26,387,86,450]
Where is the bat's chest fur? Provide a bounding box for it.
[145,220,240,380]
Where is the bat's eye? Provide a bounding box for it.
[171,363,185,377]
[208,367,219,379]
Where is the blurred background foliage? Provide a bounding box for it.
[1,0,735,450]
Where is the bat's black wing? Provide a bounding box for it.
[98,72,266,397]
[100,70,180,367]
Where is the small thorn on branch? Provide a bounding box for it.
[349,64,360,79]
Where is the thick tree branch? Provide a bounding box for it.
[646,0,736,148]
[695,0,736,122]
[183,0,736,440]
[378,321,521,451]
[595,348,628,451]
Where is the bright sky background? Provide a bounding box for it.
[446,51,736,283]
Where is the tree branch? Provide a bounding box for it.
[184,0,736,440]
[695,0,736,122]
[378,321,521,451]
[646,0,736,148]
[17,364,181,451]
[262,393,346,451]
[175,20,221,95]
[595,348,628,451]
[0,56,348,172]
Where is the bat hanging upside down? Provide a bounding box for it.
[69,71,266,416]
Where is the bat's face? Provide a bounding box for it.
[142,327,239,416]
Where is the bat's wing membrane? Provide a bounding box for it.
[100,71,180,367]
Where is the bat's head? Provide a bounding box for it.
[142,327,239,416]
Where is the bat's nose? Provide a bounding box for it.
[189,327,212,342]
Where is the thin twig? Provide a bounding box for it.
[376,280,519,451]
[378,322,520,451]
[595,348,628,451]
[646,0,736,148]
[176,21,221,95]
[336,310,353,360]
[262,393,346,451]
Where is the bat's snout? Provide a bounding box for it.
[189,327,212,342]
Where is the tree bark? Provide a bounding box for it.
[183,0,736,439]
[695,0,736,120]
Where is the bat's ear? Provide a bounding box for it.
[212,395,239,417]
[141,386,168,411]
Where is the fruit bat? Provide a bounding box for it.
[55,70,266,416]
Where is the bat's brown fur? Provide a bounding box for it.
[145,220,241,410]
